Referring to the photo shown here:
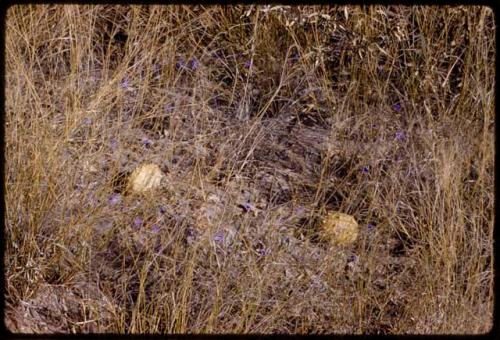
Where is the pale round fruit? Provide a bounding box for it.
[320,212,359,246]
[127,163,164,193]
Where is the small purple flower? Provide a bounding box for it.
[141,137,153,148]
[290,53,300,61]
[83,117,92,126]
[367,223,376,231]
[244,60,252,68]
[239,202,254,213]
[133,217,143,229]
[121,77,129,89]
[295,206,306,215]
[176,57,185,70]
[109,193,121,206]
[392,103,402,112]
[110,138,119,151]
[347,254,357,263]
[395,131,406,142]
[213,231,224,244]
[188,58,199,70]
[164,103,174,113]
[186,227,195,237]
[151,224,161,233]
[255,241,269,256]
[159,205,167,214]
[211,51,223,60]
[361,166,369,174]
[257,247,271,256]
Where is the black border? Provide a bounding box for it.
[0,1,497,339]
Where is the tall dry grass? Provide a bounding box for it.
[4,5,495,334]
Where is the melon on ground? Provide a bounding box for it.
[127,163,164,194]
[320,211,359,246]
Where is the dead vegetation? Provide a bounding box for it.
[4,5,494,334]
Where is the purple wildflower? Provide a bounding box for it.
[141,137,153,148]
[295,206,306,215]
[185,227,196,245]
[244,60,252,68]
[213,231,224,244]
[361,166,369,174]
[239,202,254,213]
[392,103,402,112]
[367,223,376,231]
[164,103,174,113]
[176,57,185,70]
[151,224,161,233]
[395,131,406,142]
[282,236,290,245]
[211,50,223,60]
[110,138,119,151]
[255,240,269,256]
[290,52,300,61]
[186,227,195,237]
[120,77,129,89]
[188,58,199,70]
[83,117,92,126]
[159,205,167,214]
[109,193,121,206]
[257,247,271,256]
[133,217,143,229]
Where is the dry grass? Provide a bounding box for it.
[4,5,494,334]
